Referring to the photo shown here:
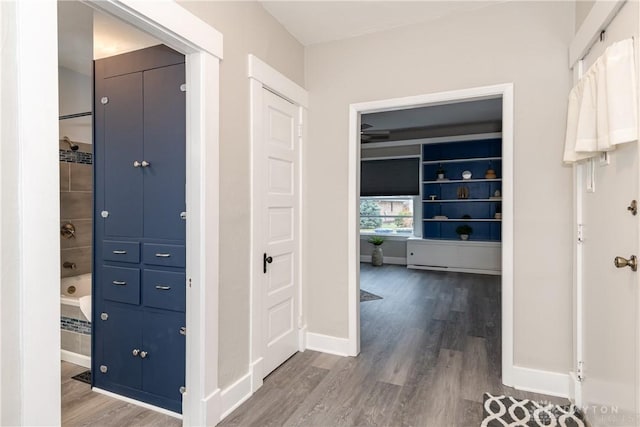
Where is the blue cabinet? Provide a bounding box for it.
[93,45,186,414]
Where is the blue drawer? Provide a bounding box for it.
[143,243,185,268]
[103,241,140,264]
[102,265,140,305]
[143,269,186,312]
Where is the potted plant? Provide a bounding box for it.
[436,163,446,180]
[455,224,473,241]
[368,236,385,266]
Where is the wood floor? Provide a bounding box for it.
[61,361,181,426]
[220,264,568,427]
[62,264,568,426]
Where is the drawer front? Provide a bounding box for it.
[143,243,185,268]
[143,269,186,312]
[103,241,140,264]
[102,265,141,305]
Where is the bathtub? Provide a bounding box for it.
[60,273,92,368]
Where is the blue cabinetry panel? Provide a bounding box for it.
[143,269,186,312]
[103,240,140,263]
[102,266,140,305]
[143,243,185,268]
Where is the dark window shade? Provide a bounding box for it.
[361,158,419,196]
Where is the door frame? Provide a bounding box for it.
[6,1,222,425]
[347,83,516,385]
[248,54,308,394]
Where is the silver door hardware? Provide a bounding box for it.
[133,160,142,168]
[180,84,186,92]
[155,285,171,290]
[101,97,109,105]
[101,211,109,218]
[180,327,186,336]
[155,253,171,258]
[140,351,148,359]
[628,200,637,216]
[577,360,584,382]
[180,212,187,220]
[614,255,637,271]
[112,280,127,286]
[112,250,127,254]
[179,386,186,394]
[100,312,109,321]
[141,160,150,168]
[100,365,108,373]
[132,348,140,357]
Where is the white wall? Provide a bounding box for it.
[304,1,575,374]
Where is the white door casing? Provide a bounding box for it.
[261,89,300,376]
[248,55,308,394]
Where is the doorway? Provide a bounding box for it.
[347,84,515,385]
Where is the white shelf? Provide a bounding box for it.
[423,198,502,203]
[422,156,501,165]
[423,218,502,222]
[423,178,502,184]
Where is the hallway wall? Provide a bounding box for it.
[304,1,575,374]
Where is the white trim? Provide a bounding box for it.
[361,132,503,149]
[348,83,515,383]
[92,387,182,419]
[219,373,252,421]
[10,2,222,425]
[407,264,501,276]
[298,325,308,352]
[512,366,572,399]
[248,55,308,108]
[360,155,421,161]
[360,255,406,265]
[359,234,413,241]
[60,350,91,369]
[248,54,308,402]
[305,332,351,357]
[569,0,625,68]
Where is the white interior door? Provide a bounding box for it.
[261,88,300,376]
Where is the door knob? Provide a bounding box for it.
[140,351,148,359]
[141,160,150,168]
[133,160,141,168]
[132,348,140,357]
[614,255,637,271]
[263,253,273,274]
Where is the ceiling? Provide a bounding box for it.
[260,1,505,46]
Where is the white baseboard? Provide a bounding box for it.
[305,332,351,357]
[93,387,182,419]
[219,372,252,420]
[360,255,406,265]
[298,325,308,351]
[569,371,581,405]
[250,357,264,393]
[60,350,91,369]
[512,365,571,398]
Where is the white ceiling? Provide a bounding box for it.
[260,1,505,46]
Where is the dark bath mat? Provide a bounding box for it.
[482,393,585,426]
[71,370,91,385]
[360,289,382,302]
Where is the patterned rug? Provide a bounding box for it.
[71,370,92,385]
[360,289,382,302]
[482,393,585,427]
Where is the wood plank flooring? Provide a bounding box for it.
[61,361,181,427]
[220,264,569,427]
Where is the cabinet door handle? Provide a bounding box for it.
[112,280,127,286]
[140,351,148,359]
[155,253,171,258]
[112,250,127,255]
[133,160,142,168]
[132,348,140,357]
[141,160,150,168]
[155,285,171,291]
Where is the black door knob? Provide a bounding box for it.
[263,253,273,273]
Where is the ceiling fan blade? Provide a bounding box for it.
[361,123,373,130]
[362,130,390,136]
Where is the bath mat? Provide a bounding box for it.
[482,393,585,426]
[360,289,382,302]
[71,370,92,385]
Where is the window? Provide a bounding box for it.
[360,196,415,235]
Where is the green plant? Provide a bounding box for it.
[455,224,473,235]
[368,236,385,246]
[360,199,382,229]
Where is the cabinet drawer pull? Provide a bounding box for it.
[112,250,127,254]
[112,280,127,286]
[155,253,171,258]
[155,285,171,291]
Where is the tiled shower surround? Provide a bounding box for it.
[61,303,91,357]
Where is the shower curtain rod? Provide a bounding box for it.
[59,111,92,121]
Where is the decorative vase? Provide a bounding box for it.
[459,234,469,241]
[372,246,384,266]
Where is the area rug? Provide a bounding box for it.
[482,393,585,427]
[71,370,92,385]
[360,289,382,302]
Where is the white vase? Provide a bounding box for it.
[371,246,384,266]
[460,234,469,241]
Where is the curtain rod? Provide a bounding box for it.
[59,111,92,121]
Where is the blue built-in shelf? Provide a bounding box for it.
[422,138,502,242]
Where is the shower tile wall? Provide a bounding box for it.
[60,141,93,278]
[61,303,91,357]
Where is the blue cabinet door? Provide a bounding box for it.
[102,73,144,238]
[142,64,186,241]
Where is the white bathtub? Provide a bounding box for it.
[60,273,92,368]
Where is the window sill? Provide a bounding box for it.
[359,232,416,241]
